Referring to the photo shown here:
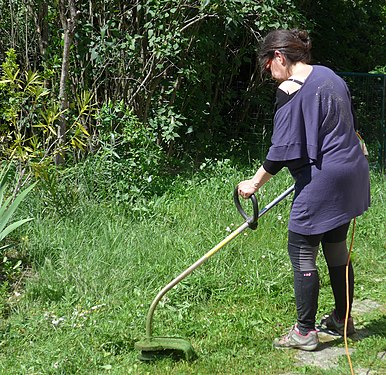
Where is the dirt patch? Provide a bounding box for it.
[352,299,382,315]
[294,299,385,372]
[296,345,354,369]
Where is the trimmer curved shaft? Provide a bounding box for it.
[144,184,295,340]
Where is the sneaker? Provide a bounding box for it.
[320,310,355,336]
[274,325,319,351]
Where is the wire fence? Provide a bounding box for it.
[236,73,386,170]
[338,72,386,170]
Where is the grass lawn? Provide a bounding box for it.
[0,160,385,374]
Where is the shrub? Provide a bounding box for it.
[86,100,164,204]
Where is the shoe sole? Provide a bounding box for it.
[324,326,356,336]
[317,325,356,337]
[320,313,355,337]
[274,343,318,351]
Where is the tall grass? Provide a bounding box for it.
[0,160,385,374]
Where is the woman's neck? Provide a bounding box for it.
[288,62,312,80]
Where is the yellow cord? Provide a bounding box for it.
[345,217,356,375]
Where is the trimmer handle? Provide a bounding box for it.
[233,186,259,230]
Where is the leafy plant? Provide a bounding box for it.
[0,49,94,164]
[0,49,50,162]
[369,65,386,74]
[85,100,163,204]
[149,105,186,154]
[30,161,79,215]
[0,162,36,251]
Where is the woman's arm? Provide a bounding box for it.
[237,165,273,199]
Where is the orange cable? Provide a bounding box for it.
[344,217,356,375]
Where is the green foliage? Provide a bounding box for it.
[0,49,94,164]
[21,100,173,215]
[0,161,35,319]
[69,0,308,158]
[30,162,79,215]
[369,66,386,74]
[0,49,50,161]
[81,100,163,204]
[149,106,186,150]
[0,162,36,249]
[1,0,386,164]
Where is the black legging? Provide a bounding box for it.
[287,222,353,334]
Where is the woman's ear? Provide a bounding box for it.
[274,50,285,65]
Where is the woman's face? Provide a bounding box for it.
[266,51,289,82]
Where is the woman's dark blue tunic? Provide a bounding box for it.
[267,65,370,235]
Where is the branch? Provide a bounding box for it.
[180,13,218,33]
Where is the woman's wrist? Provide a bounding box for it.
[251,179,260,190]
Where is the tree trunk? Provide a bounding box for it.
[55,0,78,165]
[26,0,48,59]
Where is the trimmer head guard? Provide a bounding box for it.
[134,337,197,362]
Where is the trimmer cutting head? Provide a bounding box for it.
[134,337,197,361]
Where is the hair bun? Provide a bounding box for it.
[291,29,312,51]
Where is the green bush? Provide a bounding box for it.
[84,100,164,204]
[26,101,165,215]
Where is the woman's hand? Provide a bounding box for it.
[237,165,273,199]
[237,179,258,199]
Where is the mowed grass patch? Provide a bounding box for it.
[0,161,384,374]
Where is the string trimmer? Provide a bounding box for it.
[134,185,295,361]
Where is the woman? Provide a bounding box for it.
[237,29,370,351]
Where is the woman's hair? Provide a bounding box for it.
[259,29,312,73]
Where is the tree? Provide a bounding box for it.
[56,0,79,165]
